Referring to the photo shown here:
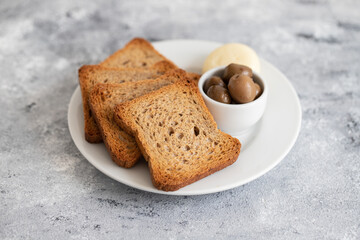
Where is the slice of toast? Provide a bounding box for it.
[88,69,188,168]
[79,61,176,143]
[185,72,201,84]
[100,38,175,68]
[114,78,241,191]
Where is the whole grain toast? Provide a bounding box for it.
[185,72,201,84]
[88,69,188,168]
[100,38,175,68]
[114,78,241,191]
[79,61,177,143]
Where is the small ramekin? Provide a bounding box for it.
[198,65,268,135]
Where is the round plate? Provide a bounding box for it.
[68,40,301,195]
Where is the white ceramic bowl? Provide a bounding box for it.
[198,65,268,135]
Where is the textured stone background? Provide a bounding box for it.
[1,0,359,239]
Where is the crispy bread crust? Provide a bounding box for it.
[100,38,176,68]
[78,37,177,143]
[89,84,141,167]
[114,78,241,191]
[88,69,188,168]
[78,60,177,143]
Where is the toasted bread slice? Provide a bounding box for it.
[114,78,241,191]
[100,38,175,68]
[88,69,188,168]
[185,72,201,84]
[79,61,176,143]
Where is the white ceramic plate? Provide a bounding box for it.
[68,40,301,195]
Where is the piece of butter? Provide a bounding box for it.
[202,43,260,73]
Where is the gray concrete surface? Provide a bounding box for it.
[1,0,359,239]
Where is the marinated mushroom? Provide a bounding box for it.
[207,85,232,104]
[203,76,226,93]
[223,63,253,84]
[254,83,262,99]
[228,74,256,103]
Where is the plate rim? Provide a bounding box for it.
[68,39,302,196]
